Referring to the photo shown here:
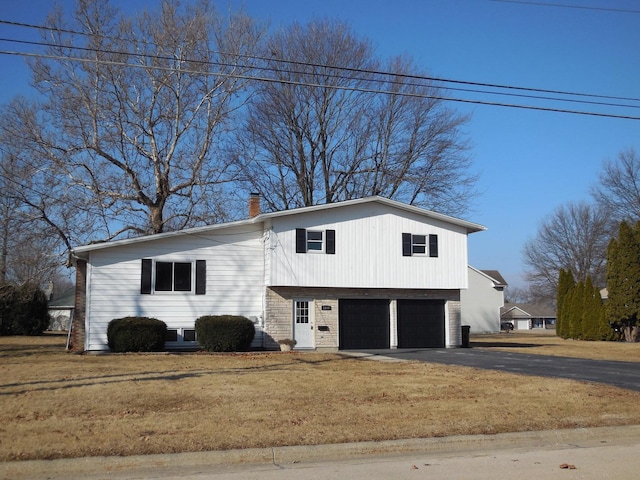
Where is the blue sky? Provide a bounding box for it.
[1,0,639,288]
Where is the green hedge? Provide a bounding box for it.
[0,283,50,336]
[195,315,255,352]
[107,316,167,352]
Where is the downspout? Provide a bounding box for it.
[261,226,270,350]
[65,308,74,351]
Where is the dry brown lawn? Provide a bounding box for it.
[473,331,640,362]
[2,333,640,462]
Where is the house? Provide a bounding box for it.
[460,267,507,334]
[70,196,486,352]
[47,287,75,331]
[500,303,556,330]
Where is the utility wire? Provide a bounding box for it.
[1,18,639,105]
[2,48,639,121]
[1,35,639,113]
[491,0,640,14]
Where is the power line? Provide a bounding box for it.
[491,0,640,14]
[1,18,639,109]
[2,34,639,114]
[2,47,639,121]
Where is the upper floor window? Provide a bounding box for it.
[296,228,335,254]
[402,233,438,257]
[411,235,427,255]
[307,230,324,251]
[140,259,206,294]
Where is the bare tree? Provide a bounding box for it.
[233,19,476,216]
[504,285,534,304]
[591,148,640,224]
[522,202,614,302]
[0,148,66,286]
[0,161,21,282]
[4,0,263,242]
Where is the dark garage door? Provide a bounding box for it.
[339,299,390,349]
[397,299,445,348]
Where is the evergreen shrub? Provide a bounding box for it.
[195,315,255,352]
[107,316,167,352]
[0,283,50,336]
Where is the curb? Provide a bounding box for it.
[2,425,640,479]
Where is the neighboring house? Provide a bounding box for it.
[500,303,556,330]
[460,267,507,333]
[48,287,75,331]
[70,196,485,352]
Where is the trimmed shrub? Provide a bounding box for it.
[195,315,255,352]
[107,316,167,352]
[0,283,50,336]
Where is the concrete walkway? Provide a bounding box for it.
[2,425,640,479]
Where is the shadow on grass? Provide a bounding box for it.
[0,334,68,358]
[0,351,360,396]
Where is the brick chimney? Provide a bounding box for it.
[249,192,261,218]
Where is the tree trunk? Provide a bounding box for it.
[622,325,640,342]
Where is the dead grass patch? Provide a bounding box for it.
[473,331,640,361]
[2,333,640,461]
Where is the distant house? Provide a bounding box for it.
[500,303,556,330]
[460,267,507,333]
[70,196,486,352]
[48,287,75,331]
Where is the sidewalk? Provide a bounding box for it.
[3,425,640,479]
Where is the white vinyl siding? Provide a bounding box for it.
[84,225,265,351]
[460,267,504,334]
[268,202,469,290]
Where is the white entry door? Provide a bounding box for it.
[293,300,314,349]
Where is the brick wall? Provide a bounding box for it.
[447,299,462,347]
[70,259,87,352]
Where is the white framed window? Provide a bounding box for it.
[296,228,336,254]
[411,235,426,255]
[141,259,206,294]
[402,233,439,257]
[155,261,192,291]
[306,230,324,252]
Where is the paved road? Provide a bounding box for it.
[348,348,640,391]
[3,426,640,479]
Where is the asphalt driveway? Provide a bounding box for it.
[348,348,640,392]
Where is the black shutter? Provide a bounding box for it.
[296,228,307,253]
[402,233,412,256]
[429,234,439,257]
[141,259,152,294]
[195,260,206,295]
[326,229,335,254]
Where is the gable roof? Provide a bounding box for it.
[72,196,486,257]
[480,270,508,286]
[48,288,75,309]
[468,266,508,287]
[501,303,556,319]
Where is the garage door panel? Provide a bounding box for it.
[397,299,445,348]
[339,299,389,349]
